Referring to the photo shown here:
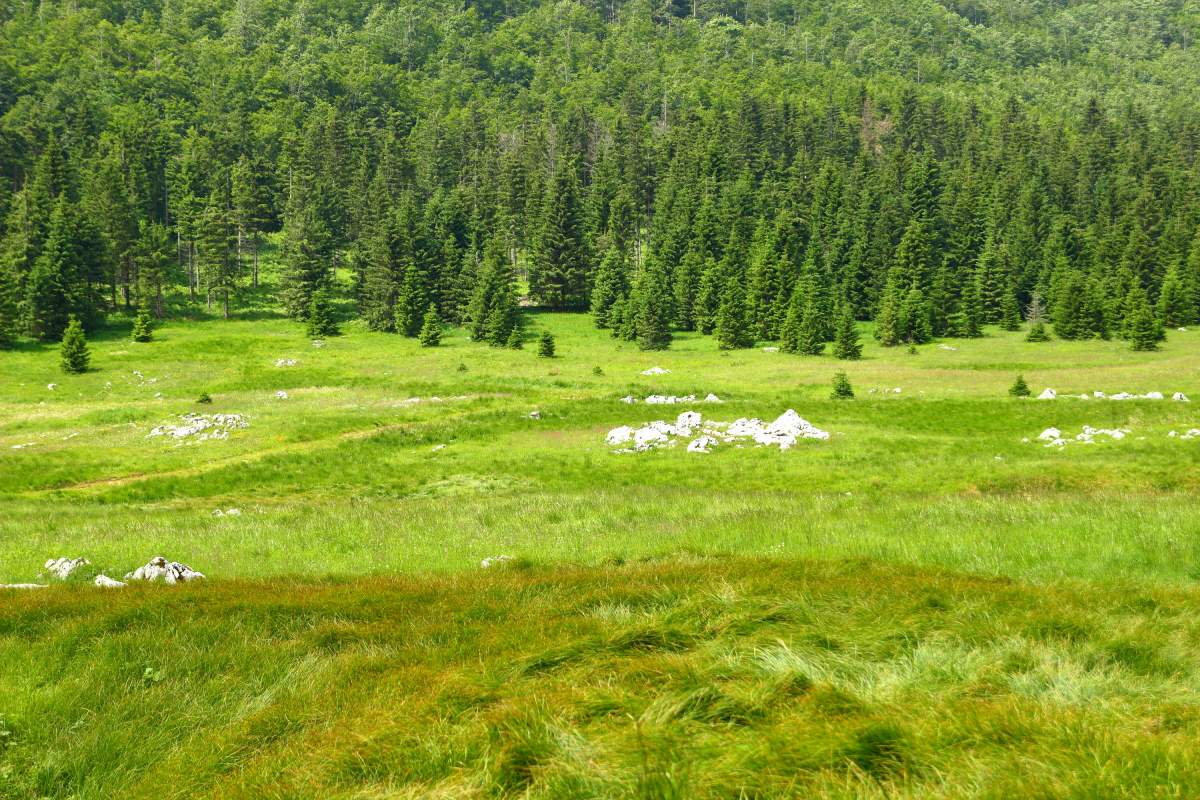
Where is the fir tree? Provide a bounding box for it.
[589,246,628,329]
[899,286,933,344]
[59,315,90,374]
[830,370,854,399]
[537,330,556,357]
[418,304,442,347]
[306,289,340,337]
[832,304,862,360]
[131,299,154,343]
[1009,374,1031,397]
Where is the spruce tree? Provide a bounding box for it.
[530,160,590,310]
[418,304,442,347]
[1009,374,1031,397]
[999,286,1022,331]
[59,315,90,374]
[797,296,826,355]
[832,304,862,360]
[899,286,933,344]
[830,370,854,400]
[131,299,154,343]
[1157,262,1192,327]
[393,262,428,337]
[1026,321,1050,342]
[1125,288,1163,351]
[537,330,556,357]
[874,285,902,347]
[505,326,523,349]
[630,256,673,351]
[306,288,339,337]
[715,279,753,350]
[590,246,628,329]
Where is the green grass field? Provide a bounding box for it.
[3,303,1200,797]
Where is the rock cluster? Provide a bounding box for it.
[640,366,670,376]
[148,413,249,441]
[1037,388,1189,402]
[621,393,724,405]
[608,409,829,453]
[1036,425,1130,448]
[125,556,206,584]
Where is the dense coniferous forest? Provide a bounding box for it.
[1,0,1199,350]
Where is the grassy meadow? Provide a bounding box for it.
[2,297,1200,797]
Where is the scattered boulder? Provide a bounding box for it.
[1037,388,1056,400]
[687,436,718,453]
[762,347,779,353]
[1174,392,1190,402]
[606,426,633,445]
[1037,427,1061,442]
[611,409,829,454]
[44,557,89,580]
[47,383,57,391]
[528,410,541,419]
[275,390,289,400]
[1144,391,1164,400]
[212,508,242,517]
[620,395,637,404]
[1,583,46,590]
[124,556,205,584]
[94,574,126,588]
[704,393,723,403]
[640,367,670,376]
[480,555,513,569]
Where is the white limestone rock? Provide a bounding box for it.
[640,367,670,376]
[94,574,126,588]
[44,557,89,580]
[124,556,205,584]
[1037,388,1056,400]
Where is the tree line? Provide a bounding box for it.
[1,0,1198,353]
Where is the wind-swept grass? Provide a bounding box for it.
[4,558,1200,799]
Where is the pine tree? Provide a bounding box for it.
[630,256,673,351]
[418,304,441,347]
[506,326,523,349]
[999,285,1022,331]
[830,370,854,400]
[537,330,556,357]
[393,262,429,337]
[60,315,90,373]
[590,246,628,329]
[1026,321,1050,342]
[306,288,339,337]
[1157,261,1192,327]
[715,279,753,349]
[530,160,590,310]
[131,299,154,343]
[832,304,862,360]
[874,285,902,347]
[796,295,826,355]
[1009,374,1031,397]
[1125,287,1163,351]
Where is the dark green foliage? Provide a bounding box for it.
[537,330,555,358]
[59,315,90,374]
[530,160,590,310]
[1009,375,1031,397]
[715,280,753,350]
[506,327,523,349]
[630,256,673,351]
[830,371,854,400]
[1125,288,1164,351]
[131,300,154,343]
[0,0,1195,354]
[419,304,442,347]
[832,305,862,360]
[306,289,340,338]
[196,393,212,404]
[1025,322,1050,342]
